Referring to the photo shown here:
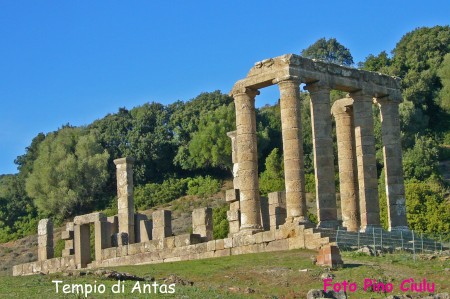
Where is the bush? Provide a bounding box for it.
[135,178,188,210]
[53,239,65,258]
[213,205,229,239]
[259,148,284,196]
[186,176,221,198]
[304,173,316,194]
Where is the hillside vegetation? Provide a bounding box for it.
[1,25,450,244]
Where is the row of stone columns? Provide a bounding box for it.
[230,79,408,233]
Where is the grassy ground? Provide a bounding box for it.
[1,249,449,299]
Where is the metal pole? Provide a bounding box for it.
[373,227,376,255]
[336,226,339,247]
[380,228,383,251]
[358,230,360,249]
[401,230,404,251]
[440,235,443,253]
[412,230,416,262]
[421,232,424,253]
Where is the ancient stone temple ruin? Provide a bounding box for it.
[13,54,408,276]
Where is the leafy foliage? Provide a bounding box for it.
[186,176,221,199]
[134,178,188,210]
[213,205,229,239]
[259,148,284,196]
[301,37,354,66]
[403,135,440,181]
[25,127,110,219]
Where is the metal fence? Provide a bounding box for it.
[332,228,449,259]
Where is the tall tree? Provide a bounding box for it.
[25,127,110,218]
[301,37,354,66]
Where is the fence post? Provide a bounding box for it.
[401,230,404,251]
[357,230,360,249]
[412,230,416,262]
[440,235,443,253]
[373,227,376,255]
[380,228,383,251]
[434,239,437,252]
[336,226,339,247]
[421,232,424,253]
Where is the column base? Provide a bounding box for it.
[285,216,314,227]
[359,224,382,233]
[317,220,339,230]
[239,224,263,234]
[389,226,410,232]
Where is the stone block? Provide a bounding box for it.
[74,224,91,268]
[206,240,216,251]
[12,264,23,276]
[74,212,106,225]
[233,234,256,247]
[62,248,74,257]
[192,208,213,241]
[198,251,215,260]
[265,239,289,252]
[38,246,53,261]
[263,230,276,242]
[38,219,53,235]
[107,216,119,235]
[66,222,74,232]
[288,236,305,249]
[224,238,233,249]
[112,232,129,247]
[65,240,74,249]
[128,243,144,255]
[227,210,240,221]
[163,236,176,249]
[137,220,152,243]
[268,191,286,205]
[228,221,240,235]
[152,226,172,240]
[38,235,52,247]
[229,201,240,211]
[143,240,160,252]
[61,230,74,240]
[152,210,171,228]
[225,189,240,202]
[102,248,117,260]
[316,245,343,268]
[215,239,225,250]
[174,234,202,248]
[214,248,231,258]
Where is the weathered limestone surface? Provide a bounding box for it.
[277,76,308,224]
[332,98,360,232]
[152,210,172,240]
[74,212,106,225]
[74,224,91,268]
[377,99,408,231]
[232,88,262,232]
[306,82,338,229]
[38,219,53,261]
[114,157,135,243]
[268,192,286,229]
[351,92,380,231]
[192,208,213,241]
[227,130,240,190]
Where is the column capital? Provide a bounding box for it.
[349,90,373,102]
[114,157,135,166]
[331,97,354,116]
[226,130,237,139]
[374,97,400,107]
[230,86,260,98]
[304,81,330,93]
[273,75,301,85]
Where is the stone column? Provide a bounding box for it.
[226,189,240,236]
[114,157,135,243]
[192,207,213,241]
[377,98,408,231]
[331,98,360,232]
[38,219,54,261]
[232,87,262,232]
[227,130,240,190]
[305,82,338,229]
[276,76,309,224]
[350,91,380,231]
[74,224,91,268]
[94,220,111,261]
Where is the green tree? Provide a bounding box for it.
[402,135,440,181]
[25,127,110,219]
[358,51,391,72]
[301,37,354,66]
[259,148,285,196]
[437,53,450,111]
[184,104,235,171]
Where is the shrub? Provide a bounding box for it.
[213,205,229,239]
[186,176,221,198]
[135,178,188,210]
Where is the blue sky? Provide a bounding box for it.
[0,1,449,175]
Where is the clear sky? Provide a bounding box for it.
[0,1,449,175]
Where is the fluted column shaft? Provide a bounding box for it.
[332,100,360,231]
[233,88,262,232]
[351,92,380,231]
[377,99,408,231]
[277,77,309,224]
[306,83,338,228]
